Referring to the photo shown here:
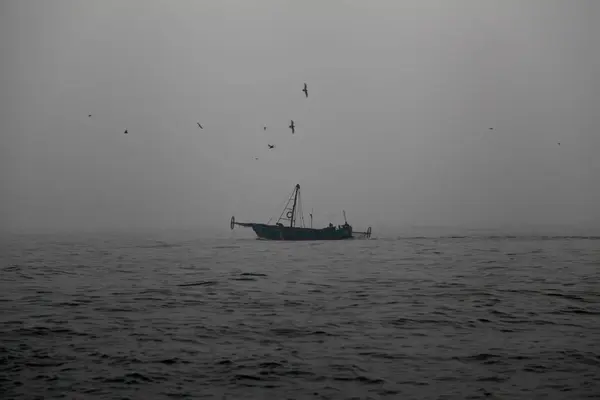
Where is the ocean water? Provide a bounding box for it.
[1,231,599,399]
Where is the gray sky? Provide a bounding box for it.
[1,0,598,234]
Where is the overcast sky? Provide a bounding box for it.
[1,0,598,234]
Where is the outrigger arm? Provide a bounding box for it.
[353,226,372,239]
[230,216,255,230]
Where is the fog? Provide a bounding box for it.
[1,0,598,235]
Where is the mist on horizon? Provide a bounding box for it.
[2,0,598,235]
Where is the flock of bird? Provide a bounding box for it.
[258,83,304,158]
[87,82,309,158]
[87,82,563,153]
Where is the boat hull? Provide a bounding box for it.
[249,224,352,241]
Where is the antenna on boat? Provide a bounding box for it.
[310,208,313,228]
[343,210,347,224]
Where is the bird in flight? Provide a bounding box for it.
[124,129,128,134]
[197,122,203,129]
[289,120,295,134]
[255,157,259,160]
[558,142,561,146]
[489,127,494,130]
[264,126,267,131]
[302,83,308,98]
[268,144,275,149]
[88,114,92,118]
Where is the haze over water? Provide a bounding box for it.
[1,0,599,233]
[2,1,599,399]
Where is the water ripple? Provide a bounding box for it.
[1,233,599,399]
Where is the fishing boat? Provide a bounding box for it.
[230,184,371,241]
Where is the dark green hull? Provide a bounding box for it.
[248,223,353,241]
[230,184,371,240]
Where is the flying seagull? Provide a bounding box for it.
[489,127,494,130]
[558,142,561,146]
[289,120,295,134]
[302,83,308,98]
[88,114,92,118]
[264,126,267,131]
[197,122,203,129]
[124,129,128,134]
[268,144,275,149]
[255,157,259,160]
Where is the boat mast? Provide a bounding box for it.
[290,184,300,227]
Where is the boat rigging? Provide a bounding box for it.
[230,184,371,241]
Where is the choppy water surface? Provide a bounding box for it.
[1,232,599,399]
